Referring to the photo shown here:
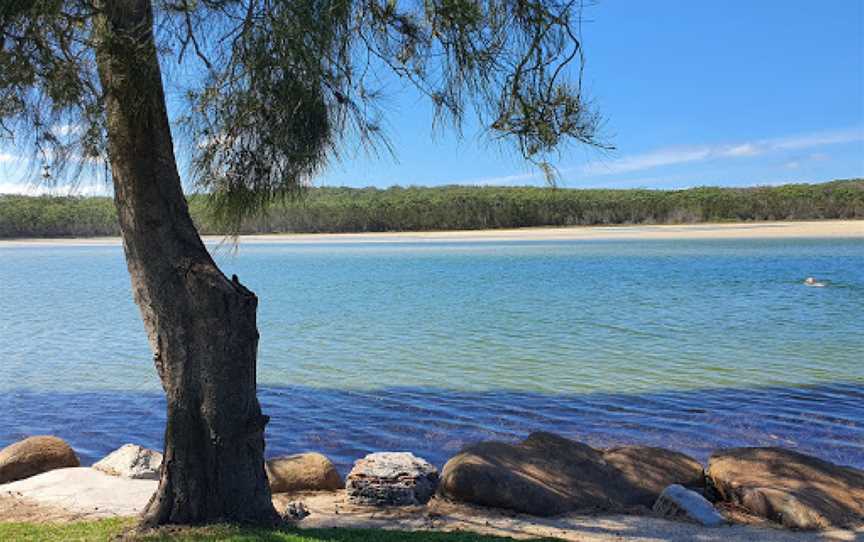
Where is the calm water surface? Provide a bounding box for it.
[1,237,862,472]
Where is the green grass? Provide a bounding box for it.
[0,519,558,542]
[0,518,131,542]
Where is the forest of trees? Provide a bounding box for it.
[1,179,862,239]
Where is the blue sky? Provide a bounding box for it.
[323,0,864,190]
[1,0,862,194]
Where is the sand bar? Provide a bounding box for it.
[1,220,862,248]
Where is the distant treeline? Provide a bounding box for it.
[1,180,862,238]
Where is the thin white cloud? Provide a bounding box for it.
[0,181,111,196]
[770,129,863,151]
[444,127,861,187]
[0,152,16,163]
[453,171,544,186]
[783,151,832,171]
[582,127,863,176]
[582,147,711,175]
[723,144,761,157]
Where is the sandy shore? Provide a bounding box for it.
[273,491,863,542]
[1,220,861,247]
[3,471,862,542]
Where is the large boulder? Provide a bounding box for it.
[93,444,162,480]
[602,445,705,506]
[708,447,864,529]
[346,452,438,506]
[0,436,79,484]
[439,432,706,517]
[653,484,726,527]
[266,452,343,493]
[440,432,621,516]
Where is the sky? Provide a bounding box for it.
[1,0,862,195]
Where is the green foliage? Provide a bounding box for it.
[0,192,116,237]
[1,180,861,238]
[2,0,604,231]
[0,518,550,541]
[0,0,107,181]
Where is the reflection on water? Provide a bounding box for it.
[2,383,862,473]
[1,238,862,469]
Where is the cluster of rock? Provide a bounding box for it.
[1,432,862,531]
[439,433,703,515]
[435,433,864,530]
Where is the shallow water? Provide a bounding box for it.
[1,237,862,471]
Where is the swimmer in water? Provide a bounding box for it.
[804,277,826,287]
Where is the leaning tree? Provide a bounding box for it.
[1,0,603,526]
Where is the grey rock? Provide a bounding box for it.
[282,501,310,521]
[93,444,162,480]
[346,452,439,506]
[653,484,726,527]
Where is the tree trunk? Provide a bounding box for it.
[93,0,278,526]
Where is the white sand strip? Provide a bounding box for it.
[1,220,862,247]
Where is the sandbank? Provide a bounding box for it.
[1,220,862,248]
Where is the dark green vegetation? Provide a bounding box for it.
[0,519,548,542]
[1,180,861,238]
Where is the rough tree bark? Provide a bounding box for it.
[93,0,278,526]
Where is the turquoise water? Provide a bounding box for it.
[1,237,863,471]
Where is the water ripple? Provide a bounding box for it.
[1,238,862,471]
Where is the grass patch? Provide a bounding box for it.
[0,519,559,541]
[0,518,130,541]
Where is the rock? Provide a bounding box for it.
[603,445,705,506]
[439,432,707,517]
[708,447,864,529]
[0,467,157,517]
[93,444,162,480]
[282,501,310,521]
[653,484,726,527]
[266,452,343,493]
[439,432,620,516]
[346,452,438,506]
[0,436,80,484]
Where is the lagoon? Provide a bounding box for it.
[1,235,863,472]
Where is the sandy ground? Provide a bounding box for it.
[2,469,862,541]
[271,491,864,542]
[1,220,862,247]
